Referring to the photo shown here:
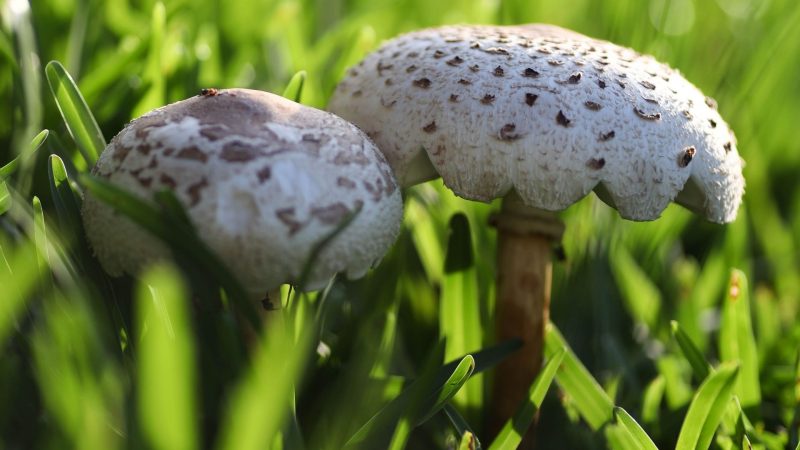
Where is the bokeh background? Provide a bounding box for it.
[1,0,799,449]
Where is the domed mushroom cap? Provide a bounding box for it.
[83,89,403,293]
[328,24,744,223]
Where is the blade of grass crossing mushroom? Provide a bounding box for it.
[488,348,564,450]
[79,175,260,329]
[45,61,105,165]
[48,155,83,240]
[282,70,307,103]
[675,363,740,450]
[718,270,761,412]
[671,320,712,382]
[217,301,312,450]
[296,205,361,291]
[137,264,198,450]
[441,213,482,416]
[544,323,614,430]
[613,407,658,450]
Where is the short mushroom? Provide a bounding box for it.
[328,24,744,441]
[82,88,403,299]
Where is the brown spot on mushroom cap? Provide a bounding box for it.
[567,72,582,84]
[423,121,437,133]
[481,94,496,105]
[599,130,615,141]
[525,93,538,106]
[458,78,472,85]
[679,146,696,168]
[337,176,357,188]
[497,123,522,141]
[634,107,661,121]
[556,110,571,127]
[523,68,540,78]
[186,178,209,206]
[160,174,177,189]
[311,203,350,224]
[493,66,505,77]
[413,77,431,88]
[257,166,271,183]
[639,80,656,90]
[586,157,605,169]
[449,94,459,102]
[447,56,464,66]
[469,64,480,72]
[276,208,304,235]
[220,141,260,162]
[176,146,208,162]
[584,101,602,111]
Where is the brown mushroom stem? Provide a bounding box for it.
[488,193,564,447]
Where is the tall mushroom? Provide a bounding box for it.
[328,24,744,440]
[82,88,403,299]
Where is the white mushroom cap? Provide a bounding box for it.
[328,24,744,223]
[82,89,403,294]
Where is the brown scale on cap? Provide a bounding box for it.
[556,110,571,127]
[412,77,431,88]
[679,146,696,168]
[525,93,538,106]
[584,101,602,111]
[586,157,606,170]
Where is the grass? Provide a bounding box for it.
[2,0,800,448]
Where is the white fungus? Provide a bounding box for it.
[82,88,403,295]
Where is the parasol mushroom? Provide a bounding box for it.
[328,24,744,442]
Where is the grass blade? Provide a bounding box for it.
[458,432,478,450]
[488,348,564,450]
[671,320,712,382]
[217,307,312,450]
[609,246,661,331]
[441,213,482,416]
[443,404,482,450]
[718,270,761,411]
[282,70,307,103]
[675,363,740,450]
[0,129,48,180]
[137,264,197,450]
[613,407,658,450]
[0,240,39,345]
[417,355,475,424]
[45,61,105,165]
[132,2,166,117]
[544,323,614,430]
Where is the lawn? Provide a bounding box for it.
[1,0,799,449]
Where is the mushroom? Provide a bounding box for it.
[82,88,403,299]
[328,24,744,440]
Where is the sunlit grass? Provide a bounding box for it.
[1,0,800,448]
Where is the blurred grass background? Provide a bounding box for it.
[1,0,800,449]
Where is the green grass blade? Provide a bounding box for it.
[441,213,482,415]
[609,246,661,331]
[671,320,712,382]
[32,196,53,288]
[406,195,444,282]
[48,154,83,239]
[0,182,9,215]
[282,70,307,103]
[132,2,166,118]
[458,432,478,450]
[45,61,105,165]
[641,375,665,424]
[217,310,312,450]
[137,264,197,450]
[675,363,740,450]
[443,404,482,450]
[613,407,658,450]
[0,129,48,180]
[0,240,39,345]
[417,355,475,424]
[718,270,761,411]
[544,323,614,430]
[488,348,564,450]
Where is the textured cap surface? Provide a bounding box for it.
[328,24,744,222]
[83,89,403,293]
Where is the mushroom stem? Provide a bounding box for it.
[488,193,564,446]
